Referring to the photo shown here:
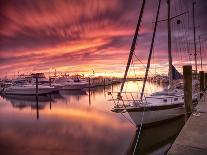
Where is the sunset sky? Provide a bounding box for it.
[0,0,206,78]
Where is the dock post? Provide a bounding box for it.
[35,76,38,95]
[88,77,91,106]
[205,73,207,90]
[199,71,205,98]
[104,78,106,86]
[183,65,193,117]
[36,94,39,120]
[49,77,52,87]
[35,76,39,120]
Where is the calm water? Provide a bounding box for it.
[0,81,184,155]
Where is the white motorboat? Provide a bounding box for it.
[54,77,88,90]
[87,77,112,87]
[0,81,12,93]
[3,84,55,95]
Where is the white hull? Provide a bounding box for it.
[128,106,184,126]
[4,85,54,95]
[62,83,88,90]
[112,89,199,126]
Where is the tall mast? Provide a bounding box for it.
[118,0,146,97]
[140,0,162,100]
[192,2,197,74]
[199,36,203,70]
[167,0,173,88]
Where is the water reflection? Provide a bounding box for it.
[2,94,54,109]
[128,116,185,155]
[0,81,184,155]
[59,90,87,104]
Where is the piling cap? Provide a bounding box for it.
[183,65,192,67]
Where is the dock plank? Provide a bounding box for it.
[168,93,207,155]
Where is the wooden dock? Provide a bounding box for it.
[168,92,207,155]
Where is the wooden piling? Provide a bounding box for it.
[49,77,52,87]
[199,71,205,92]
[88,77,91,106]
[35,76,38,95]
[183,65,193,116]
[205,73,207,90]
[104,78,106,86]
[36,94,39,120]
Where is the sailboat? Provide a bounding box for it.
[111,0,199,126]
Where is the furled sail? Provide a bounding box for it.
[172,65,183,80]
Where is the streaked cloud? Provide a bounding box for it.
[0,0,206,77]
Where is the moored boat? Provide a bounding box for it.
[3,84,55,95]
[54,77,88,90]
[110,0,200,126]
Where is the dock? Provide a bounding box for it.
[168,92,207,155]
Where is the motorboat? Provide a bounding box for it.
[3,84,55,95]
[54,77,88,90]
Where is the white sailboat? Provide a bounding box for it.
[111,0,199,126]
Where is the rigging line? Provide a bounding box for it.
[133,53,157,76]
[177,15,183,65]
[131,57,138,78]
[187,4,192,63]
[140,0,162,100]
[176,1,183,65]
[119,0,146,95]
[134,0,162,153]
[185,16,191,64]
[172,0,179,64]
[130,58,140,99]
[173,0,179,65]
[131,57,141,97]
[172,15,180,67]
[120,113,136,127]
[179,0,189,65]
[180,0,188,57]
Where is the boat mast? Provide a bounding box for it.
[140,0,162,100]
[167,0,173,88]
[192,2,197,74]
[118,0,146,97]
[199,36,203,70]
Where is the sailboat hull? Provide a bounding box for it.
[127,105,185,126]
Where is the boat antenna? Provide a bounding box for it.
[118,0,146,99]
[140,0,162,100]
[192,1,198,75]
[199,35,203,70]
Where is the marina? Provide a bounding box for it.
[0,0,207,154]
[0,81,171,155]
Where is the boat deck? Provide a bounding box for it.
[168,92,207,155]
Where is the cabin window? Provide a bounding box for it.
[163,99,167,102]
[174,98,178,101]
